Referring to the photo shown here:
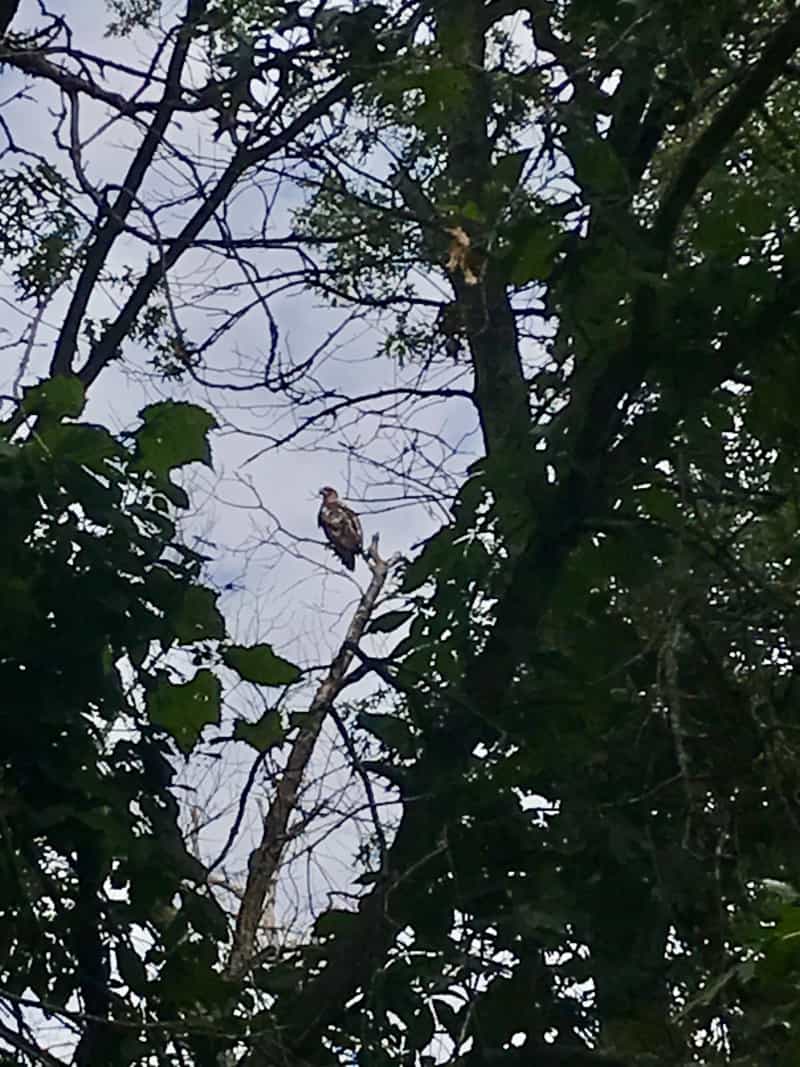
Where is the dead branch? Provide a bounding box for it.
[227,533,397,979]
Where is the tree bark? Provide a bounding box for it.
[228,537,396,979]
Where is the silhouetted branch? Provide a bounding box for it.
[228,533,397,978]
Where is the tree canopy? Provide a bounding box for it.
[2,0,800,1064]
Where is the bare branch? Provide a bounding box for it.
[0,43,137,114]
[74,75,356,389]
[51,0,206,377]
[0,1016,63,1067]
[228,534,396,978]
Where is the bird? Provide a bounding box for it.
[317,486,364,571]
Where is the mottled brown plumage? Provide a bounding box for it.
[318,486,363,571]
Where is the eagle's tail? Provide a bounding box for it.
[340,549,356,571]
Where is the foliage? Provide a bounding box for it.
[0,162,81,299]
[4,0,800,1065]
[0,382,297,1064]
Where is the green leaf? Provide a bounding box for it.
[128,641,149,669]
[570,133,628,195]
[147,671,221,754]
[357,711,416,758]
[38,422,123,469]
[314,909,358,938]
[181,889,230,941]
[234,710,285,752]
[173,586,225,644]
[694,205,741,257]
[22,376,85,419]
[735,187,773,235]
[133,401,216,478]
[158,480,190,509]
[461,200,485,222]
[254,962,301,995]
[222,643,300,686]
[494,148,530,190]
[402,528,456,592]
[414,67,470,128]
[509,219,558,285]
[116,943,147,993]
[353,871,380,885]
[406,1004,435,1051]
[365,609,414,634]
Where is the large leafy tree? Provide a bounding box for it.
[3,0,800,1065]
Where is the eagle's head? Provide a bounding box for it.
[319,486,338,502]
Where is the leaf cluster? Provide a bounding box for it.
[0,382,297,1063]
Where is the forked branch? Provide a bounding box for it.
[227,533,398,978]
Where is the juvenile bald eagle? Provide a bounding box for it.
[318,487,363,571]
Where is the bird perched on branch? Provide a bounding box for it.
[318,487,364,571]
